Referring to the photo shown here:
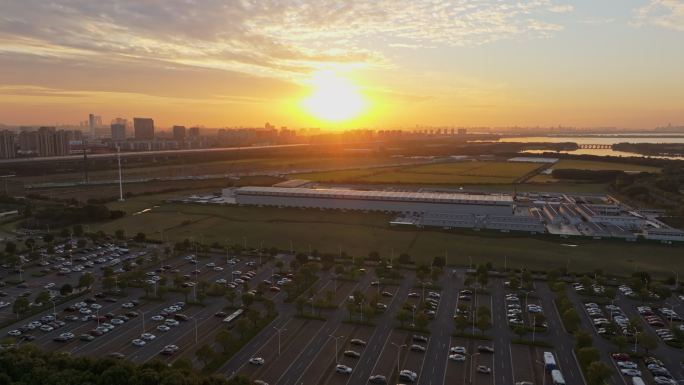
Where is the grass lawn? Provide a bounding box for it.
[529,160,660,183]
[95,195,684,277]
[294,161,540,185]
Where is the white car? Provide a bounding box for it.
[165,319,180,327]
[122,302,135,308]
[7,330,22,336]
[617,361,638,369]
[450,346,466,354]
[157,325,171,332]
[449,354,466,362]
[620,369,641,377]
[110,318,124,325]
[249,357,265,365]
[40,325,54,332]
[335,364,353,374]
[132,339,146,347]
[141,333,156,341]
[214,266,224,271]
[151,315,165,321]
[399,370,418,382]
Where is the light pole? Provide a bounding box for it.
[273,326,287,356]
[469,352,481,384]
[329,334,344,364]
[391,343,406,375]
[141,311,146,333]
[672,270,679,289]
[535,360,547,385]
[633,328,638,353]
[96,308,100,327]
[50,300,56,316]
[532,315,537,344]
[193,317,198,344]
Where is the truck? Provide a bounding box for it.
[543,352,557,372]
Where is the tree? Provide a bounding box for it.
[396,309,410,328]
[346,301,355,321]
[562,308,580,333]
[226,290,237,307]
[78,272,95,288]
[133,232,146,243]
[612,335,628,353]
[264,299,275,316]
[76,239,87,248]
[295,296,306,316]
[432,256,445,268]
[235,318,251,339]
[586,361,612,385]
[13,296,29,316]
[398,253,411,265]
[4,241,16,254]
[60,284,73,296]
[246,309,260,327]
[577,347,600,369]
[35,291,50,306]
[415,312,428,330]
[574,330,593,349]
[216,330,234,352]
[638,332,659,354]
[43,233,54,243]
[241,293,254,308]
[115,229,125,240]
[453,314,468,334]
[196,344,215,367]
[72,224,84,236]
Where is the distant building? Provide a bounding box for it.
[173,125,186,141]
[458,128,467,135]
[0,130,16,159]
[36,126,56,157]
[54,130,70,156]
[133,118,155,140]
[111,123,126,141]
[188,126,200,138]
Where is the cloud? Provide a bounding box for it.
[633,0,684,31]
[0,0,572,81]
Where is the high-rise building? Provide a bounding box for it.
[188,126,200,138]
[54,130,70,156]
[111,123,126,141]
[133,118,155,140]
[36,126,56,157]
[0,130,16,159]
[173,125,186,141]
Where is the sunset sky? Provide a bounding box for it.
[0,0,683,129]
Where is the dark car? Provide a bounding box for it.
[368,375,387,384]
[477,345,494,353]
[343,350,361,358]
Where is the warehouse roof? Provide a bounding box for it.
[235,186,513,205]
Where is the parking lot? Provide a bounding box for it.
[3,241,684,385]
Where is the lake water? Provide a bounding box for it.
[498,136,684,160]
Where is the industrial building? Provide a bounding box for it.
[234,186,514,215]
[228,185,684,242]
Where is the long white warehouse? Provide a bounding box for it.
[233,186,515,215]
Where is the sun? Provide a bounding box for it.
[302,70,366,123]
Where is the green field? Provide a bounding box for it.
[95,195,684,277]
[529,159,661,183]
[295,161,541,185]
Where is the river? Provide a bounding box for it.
[498,135,684,160]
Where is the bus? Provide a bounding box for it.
[551,370,565,385]
[222,309,244,327]
[543,352,557,372]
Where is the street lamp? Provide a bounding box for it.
[469,352,481,384]
[329,334,344,364]
[141,311,146,334]
[273,326,287,356]
[535,360,547,385]
[49,299,57,316]
[391,343,407,375]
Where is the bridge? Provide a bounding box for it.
[578,144,612,149]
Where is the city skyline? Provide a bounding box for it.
[0,1,683,129]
